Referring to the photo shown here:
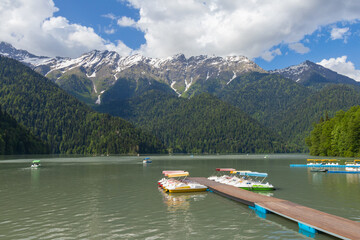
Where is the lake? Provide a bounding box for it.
[0,154,359,239]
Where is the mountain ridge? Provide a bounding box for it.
[0,41,266,104]
[270,60,359,89]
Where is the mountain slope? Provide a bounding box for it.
[274,84,360,149]
[184,72,312,125]
[270,60,359,89]
[0,106,48,154]
[97,91,287,153]
[0,56,164,154]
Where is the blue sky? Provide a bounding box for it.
[53,0,145,50]
[1,0,360,80]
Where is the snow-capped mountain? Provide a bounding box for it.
[41,50,266,93]
[0,42,266,104]
[0,42,53,67]
[270,60,358,88]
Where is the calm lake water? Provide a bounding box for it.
[0,154,359,239]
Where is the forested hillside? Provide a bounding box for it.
[98,91,288,153]
[185,73,360,149]
[0,106,48,154]
[97,71,360,153]
[306,106,360,157]
[0,56,164,154]
[274,85,360,149]
[183,72,311,124]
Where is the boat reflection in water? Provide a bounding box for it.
[158,187,207,212]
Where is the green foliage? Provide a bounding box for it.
[98,90,287,153]
[101,77,175,103]
[183,72,360,151]
[275,85,360,150]
[0,56,165,154]
[0,105,48,154]
[183,72,311,124]
[307,106,360,157]
[55,73,95,105]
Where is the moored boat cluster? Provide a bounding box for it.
[208,168,275,191]
[158,168,275,193]
[158,170,208,193]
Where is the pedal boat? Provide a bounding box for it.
[31,160,41,168]
[158,170,185,188]
[208,168,236,182]
[161,172,208,193]
[231,171,275,191]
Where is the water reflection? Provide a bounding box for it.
[256,191,274,197]
[158,188,207,212]
[346,173,360,183]
[30,167,40,188]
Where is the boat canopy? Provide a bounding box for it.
[143,157,150,160]
[232,170,251,175]
[162,170,184,175]
[307,159,323,162]
[355,160,360,163]
[245,172,268,178]
[167,172,189,178]
[32,160,41,163]
[216,168,236,172]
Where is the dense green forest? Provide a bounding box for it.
[182,72,360,149]
[274,85,360,149]
[98,90,288,153]
[0,56,165,154]
[0,106,48,154]
[306,106,360,157]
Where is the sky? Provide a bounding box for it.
[1,0,360,80]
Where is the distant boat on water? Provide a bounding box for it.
[143,157,152,164]
[310,168,328,173]
[31,160,41,168]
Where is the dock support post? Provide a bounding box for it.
[249,204,269,219]
[298,222,317,237]
[254,204,269,214]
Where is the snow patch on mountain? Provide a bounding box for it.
[171,82,181,96]
[95,90,105,105]
[87,71,96,78]
[227,71,237,85]
[185,77,193,92]
[272,61,310,77]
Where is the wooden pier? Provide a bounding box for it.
[188,177,360,240]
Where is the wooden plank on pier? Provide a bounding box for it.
[188,177,360,240]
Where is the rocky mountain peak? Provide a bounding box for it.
[270,60,358,87]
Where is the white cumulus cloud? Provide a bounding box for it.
[261,49,282,62]
[1,0,360,60]
[288,43,310,54]
[0,0,132,57]
[330,27,350,40]
[117,16,137,27]
[124,0,360,59]
[318,56,360,81]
